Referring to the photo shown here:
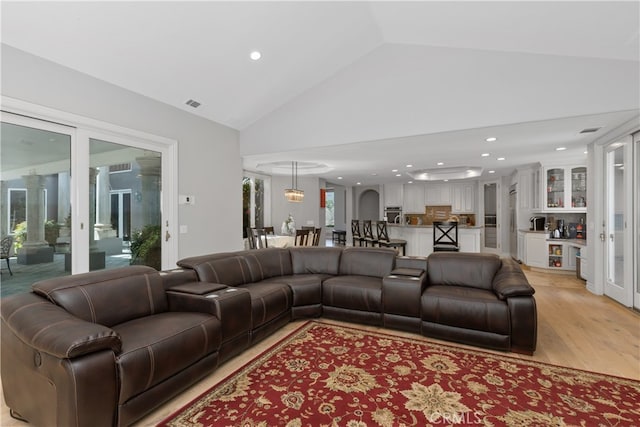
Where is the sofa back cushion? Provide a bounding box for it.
[185,255,251,286]
[339,247,395,278]
[290,247,342,275]
[243,248,293,282]
[32,266,167,327]
[427,252,501,291]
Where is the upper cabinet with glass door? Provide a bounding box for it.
[543,165,587,212]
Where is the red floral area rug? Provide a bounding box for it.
[158,321,640,426]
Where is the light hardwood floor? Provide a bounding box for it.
[1,269,638,426]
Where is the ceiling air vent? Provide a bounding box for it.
[185,99,201,108]
[580,127,601,134]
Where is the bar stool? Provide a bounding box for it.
[362,220,378,247]
[351,220,365,246]
[376,221,407,256]
[432,221,459,252]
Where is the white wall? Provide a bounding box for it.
[1,45,243,259]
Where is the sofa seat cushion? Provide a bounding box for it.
[235,282,292,329]
[113,312,221,403]
[261,274,329,307]
[322,276,383,312]
[421,285,509,336]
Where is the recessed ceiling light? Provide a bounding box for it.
[437,162,444,166]
[444,179,449,182]
[486,137,497,142]
[371,173,378,176]
[337,176,343,180]
[395,174,402,177]
[481,153,490,157]
[406,164,413,168]
[408,181,413,184]
[584,151,588,154]
[556,147,567,151]
[392,169,398,172]
[249,51,262,61]
[497,157,505,161]
[356,182,361,185]
[489,170,496,174]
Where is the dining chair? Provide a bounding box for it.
[1,235,14,276]
[311,227,322,246]
[432,221,460,252]
[246,227,256,249]
[362,220,378,247]
[294,229,310,246]
[351,220,365,247]
[253,228,269,249]
[264,226,275,235]
[376,221,407,256]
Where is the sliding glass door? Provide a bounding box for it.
[89,138,163,271]
[1,114,73,296]
[1,105,177,297]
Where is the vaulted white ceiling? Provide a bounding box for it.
[2,1,639,185]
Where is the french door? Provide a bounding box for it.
[1,103,176,295]
[603,138,633,306]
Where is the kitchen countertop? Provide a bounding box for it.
[520,230,586,246]
[388,224,482,229]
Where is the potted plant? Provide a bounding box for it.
[130,224,161,270]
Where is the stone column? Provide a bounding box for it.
[56,172,71,253]
[136,156,161,227]
[18,173,53,264]
[94,166,116,240]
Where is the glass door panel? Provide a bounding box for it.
[604,144,629,305]
[546,167,565,208]
[483,182,499,253]
[89,138,162,271]
[1,119,72,296]
[571,166,587,208]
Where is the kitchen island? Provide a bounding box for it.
[387,224,482,256]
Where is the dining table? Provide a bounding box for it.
[244,234,296,250]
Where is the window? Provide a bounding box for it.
[243,173,270,237]
[325,189,335,227]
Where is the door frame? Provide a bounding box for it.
[480,180,501,254]
[2,96,178,271]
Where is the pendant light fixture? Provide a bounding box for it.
[284,161,304,202]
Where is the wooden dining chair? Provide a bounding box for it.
[246,227,256,249]
[254,228,269,249]
[362,220,378,247]
[433,221,459,252]
[311,227,322,246]
[351,220,365,247]
[376,221,407,256]
[294,229,310,246]
[264,226,275,235]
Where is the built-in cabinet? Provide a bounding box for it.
[383,183,404,207]
[424,183,451,205]
[517,166,542,211]
[524,232,547,268]
[403,183,426,213]
[543,165,587,212]
[451,182,476,213]
[396,181,476,214]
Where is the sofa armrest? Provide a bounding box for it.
[1,293,121,359]
[167,283,252,344]
[492,259,535,300]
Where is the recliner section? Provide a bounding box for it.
[1,247,536,427]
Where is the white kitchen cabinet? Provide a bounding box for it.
[383,183,404,207]
[517,170,530,210]
[459,228,481,252]
[542,165,587,212]
[451,182,476,213]
[524,232,547,268]
[531,167,541,211]
[424,183,451,205]
[403,183,425,214]
[517,230,526,262]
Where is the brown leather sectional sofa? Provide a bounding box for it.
[1,247,536,426]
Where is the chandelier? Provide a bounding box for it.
[284,161,304,202]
